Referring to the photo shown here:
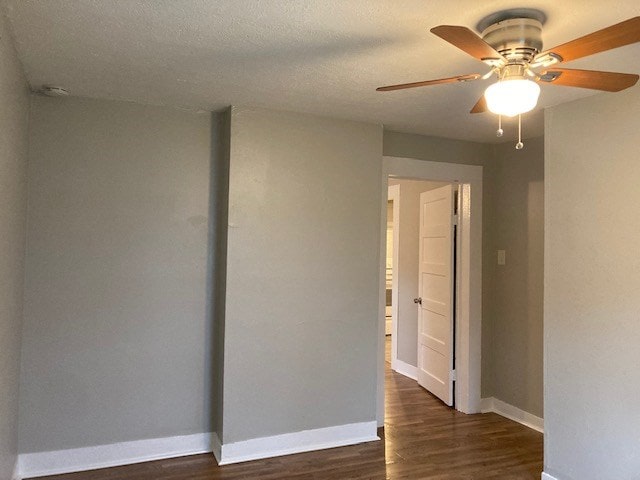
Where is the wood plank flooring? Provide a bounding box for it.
[31,338,542,479]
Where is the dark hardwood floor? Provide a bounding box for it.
[32,338,542,479]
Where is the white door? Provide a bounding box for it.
[417,185,455,406]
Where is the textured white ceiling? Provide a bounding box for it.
[4,0,640,143]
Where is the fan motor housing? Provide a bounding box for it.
[482,18,543,63]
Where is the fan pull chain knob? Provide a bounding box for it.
[496,115,503,137]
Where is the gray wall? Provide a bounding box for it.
[387,179,448,367]
[221,107,382,443]
[13,97,544,458]
[383,131,490,168]
[486,137,544,417]
[0,12,30,479]
[19,96,212,452]
[544,88,640,480]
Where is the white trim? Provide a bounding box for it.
[541,473,559,480]
[391,358,418,381]
[378,157,483,422]
[480,397,544,433]
[18,432,212,479]
[218,421,379,465]
[211,432,222,465]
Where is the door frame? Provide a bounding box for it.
[387,184,400,369]
[377,156,482,424]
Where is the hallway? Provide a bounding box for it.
[32,349,543,480]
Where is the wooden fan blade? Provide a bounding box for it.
[470,95,487,114]
[431,25,504,62]
[539,68,639,92]
[536,16,640,63]
[376,74,480,92]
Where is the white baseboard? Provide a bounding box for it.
[480,397,544,433]
[218,421,379,465]
[18,422,379,476]
[541,473,559,480]
[18,432,212,479]
[391,359,418,381]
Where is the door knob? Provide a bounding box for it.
[414,297,422,305]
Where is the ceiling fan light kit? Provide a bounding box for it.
[377,11,640,150]
[484,71,540,117]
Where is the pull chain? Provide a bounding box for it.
[496,115,503,137]
[515,114,524,150]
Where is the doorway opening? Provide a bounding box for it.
[386,180,452,373]
[385,179,458,406]
[376,157,483,425]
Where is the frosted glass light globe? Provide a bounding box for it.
[484,78,540,117]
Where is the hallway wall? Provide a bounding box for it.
[485,137,544,418]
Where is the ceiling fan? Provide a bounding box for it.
[377,10,640,149]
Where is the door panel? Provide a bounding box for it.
[417,185,454,406]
